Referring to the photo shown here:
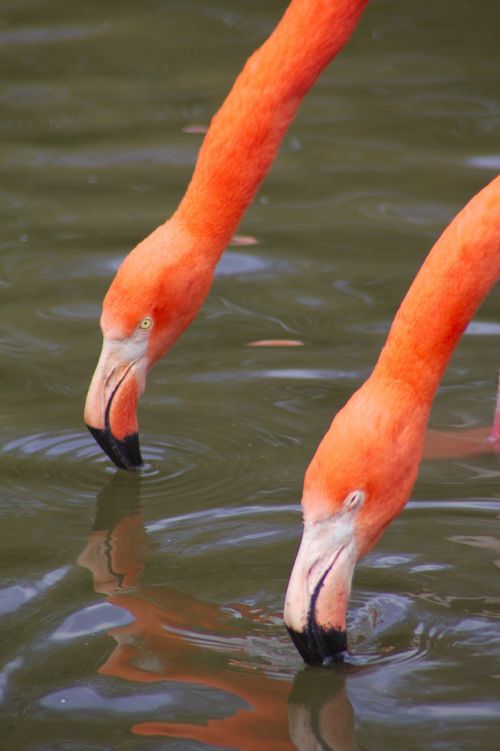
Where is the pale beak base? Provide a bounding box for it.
[84,337,146,470]
[284,503,363,665]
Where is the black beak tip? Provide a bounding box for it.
[286,625,348,666]
[86,425,143,471]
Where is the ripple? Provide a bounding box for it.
[466,320,500,336]
[0,407,299,514]
[0,25,103,48]
[407,498,500,513]
[37,680,245,729]
[40,686,174,716]
[148,502,299,558]
[333,278,374,305]
[11,145,195,170]
[467,154,500,170]
[398,91,500,118]
[376,53,468,85]
[51,602,134,640]
[0,328,60,357]
[0,430,117,501]
[133,435,244,508]
[0,657,24,705]
[43,249,284,284]
[449,534,500,554]
[366,553,417,569]
[160,620,299,680]
[1,83,68,108]
[41,254,121,280]
[38,303,100,321]
[359,195,451,227]
[147,503,299,533]
[345,591,425,662]
[191,367,360,383]
[0,567,68,616]
[216,251,272,278]
[126,399,311,509]
[4,430,100,461]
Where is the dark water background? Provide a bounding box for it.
[1,1,499,749]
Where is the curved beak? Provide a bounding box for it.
[284,513,358,665]
[84,338,146,470]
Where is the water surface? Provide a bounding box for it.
[1,1,500,749]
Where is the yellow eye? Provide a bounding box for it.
[139,317,153,330]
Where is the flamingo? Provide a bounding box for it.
[84,0,370,469]
[284,175,500,665]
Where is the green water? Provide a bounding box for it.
[1,1,499,749]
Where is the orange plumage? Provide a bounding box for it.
[285,176,500,663]
[83,1,500,665]
[84,0,370,469]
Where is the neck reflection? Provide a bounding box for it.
[78,474,358,750]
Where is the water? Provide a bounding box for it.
[1,0,500,748]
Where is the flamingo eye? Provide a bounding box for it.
[344,490,365,512]
[139,316,153,330]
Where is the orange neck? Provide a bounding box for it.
[174,0,369,258]
[374,177,500,407]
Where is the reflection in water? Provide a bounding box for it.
[77,475,358,750]
[423,426,500,460]
[289,670,359,751]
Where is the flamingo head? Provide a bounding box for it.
[84,221,214,469]
[284,379,427,664]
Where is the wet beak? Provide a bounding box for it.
[84,339,146,470]
[284,513,359,665]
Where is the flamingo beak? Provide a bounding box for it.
[284,513,359,665]
[84,339,146,470]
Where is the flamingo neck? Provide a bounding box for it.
[174,0,369,260]
[373,177,500,407]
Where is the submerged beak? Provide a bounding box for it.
[84,339,146,470]
[284,502,362,665]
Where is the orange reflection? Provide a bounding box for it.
[423,426,500,460]
[78,475,358,750]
